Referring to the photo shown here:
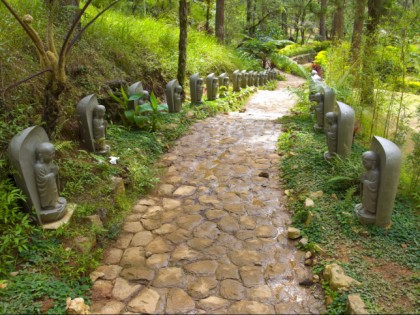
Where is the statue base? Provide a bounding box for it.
[40,197,67,223]
[95,145,110,155]
[324,151,336,161]
[42,203,76,229]
[354,203,376,225]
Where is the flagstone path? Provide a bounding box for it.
[90,73,325,314]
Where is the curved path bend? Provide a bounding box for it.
[91,73,325,314]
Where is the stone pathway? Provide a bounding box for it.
[90,74,325,314]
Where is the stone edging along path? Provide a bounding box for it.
[90,73,326,314]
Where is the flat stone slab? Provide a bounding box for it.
[219,279,245,300]
[228,249,261,266]
[228,300,275,314]
[120,266,155,281]
[166,288,195,314]
[112,277,142,301]
[153,267,184,287]
[173,185,197,196]
[184,260,218,275]
[127,288,160,314]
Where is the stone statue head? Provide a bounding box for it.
[36,142,55,164]
[93,104,106,118]
[362,151,379,170]
[326,112,337,125]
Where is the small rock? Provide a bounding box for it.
[310,191,324,199]
[305,251,312,259]
[127,288,160,314]
[9,272,19,277]
[162,198,181,210]
[74,236,96,253]
[112,277,141,301]
[299,237,309,247]
[331,193,338,200]
[304,259,312,266]
[313,274,320,282]
[66,297,90,314]
[184,260,218,275]
[346,294,369,314]
[131,231,153,247]
[323,263,361,291]
[197,296,229,311]
[86,215,103,229]
[305,198,315,208]
[220,279,245,300]
[173,185,197,196]
[228,300,275,314]
[153,268,184,287]
[166,288,195,314]
[120,266,155,282]
[287,227,301,239]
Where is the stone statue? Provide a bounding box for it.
[77,94,110,154]
[8,126,68,224]
[258,72,264,86]
[324,112,338,160]
[253,72,259,86]
[314,86,335,132]
[92,105,110,154]
[206,73,219,101]
[127,82,149,110]
[34,142,67,213]
[354,136,402,227]
[166,79,182,113]
[241,70,248,89]
[218,73,229,98]
[190,73,204,104]
[232,70,241,92]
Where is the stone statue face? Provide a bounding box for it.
[94,105,106,118]
[36,142,55,163]
[326,112,337,125]
[362,151,379,170]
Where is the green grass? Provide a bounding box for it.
[278,94,419,314]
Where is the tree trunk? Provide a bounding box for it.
[332,0,345,43]
[205,0,211,33]
[246,0,253,36]
[319,0,327,40]
[350,0,366,61]
[215,0,224,43]
[281,10,287,37]
[177,0,188,101]
[251,0,257,36]
[360,0,385,108]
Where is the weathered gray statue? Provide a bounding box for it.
[232,70,241,92]
[324,102,355,160]
[314,86,335,132]
[240,70,248,89]
[253,72,259,86]
[8,126,68,224]
[324,112,338,160]
[247,71,253,86]
[166,79,182,113]
[206,73,219,101]
[218,73,229,98]
[354,136,402,227]
[127,82,149,110]
[190,73,204,104]
[77,94,110,154]
[258,72,264,86]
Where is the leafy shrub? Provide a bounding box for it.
[0,178,37,275]
[406,81,420,94]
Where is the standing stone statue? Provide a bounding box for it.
[232,70,242,92]
[314,86,335,132]
[190,73,204,104]
[127,82,149,110]
[8,126,68,224]
[206,73,219,101]
[77,94,110,154]
[258,72,264,86]
[240,70,248,89]
[324,102,355,160]
[218,73,229,98]
[166,79,182,113]
[354,136,402,227]
[324,112,338,160]
[247,71,253,86]
[253,71,259,86]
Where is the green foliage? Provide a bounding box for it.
[271,54,310,79]
[0,271,91,314]
[0,179,37,275]
[278,41,331,57]
[278,105,419,314]
[239,37,278,67]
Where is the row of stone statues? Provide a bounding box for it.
[189,70,277,106]
[7,70,278,226]
[308,74,402,228]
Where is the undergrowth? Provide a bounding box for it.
[278,91,419,314]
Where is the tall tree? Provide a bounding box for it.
[319,0,327,40]
[1,0,120,136]
[331,0,345,42]
[350,0,367,61]
[205,0,212,33]
[215,0,224,43]
[177,0,188,100]
[246,0,253,36]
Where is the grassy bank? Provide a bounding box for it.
[277,88,419,314]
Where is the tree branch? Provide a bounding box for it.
[250,8,281,30]
[0,69,52,95]
[58,0,93,72]
[66,0,121,56]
